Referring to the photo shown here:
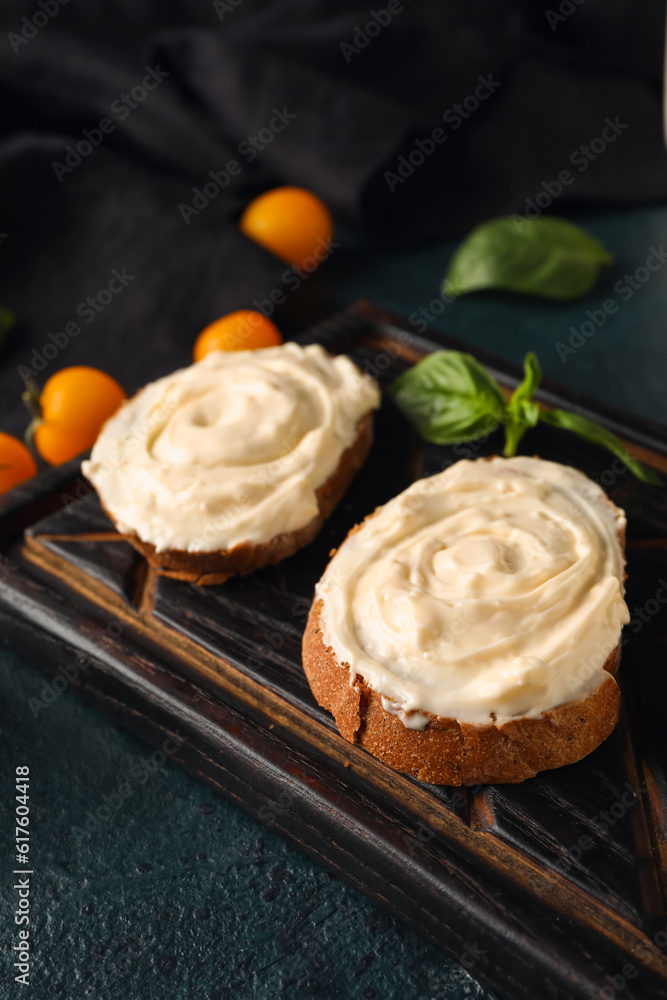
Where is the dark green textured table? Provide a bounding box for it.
[2,206,666,1000]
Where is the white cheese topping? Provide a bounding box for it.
[82,343,380,553]
[317,456,629,726]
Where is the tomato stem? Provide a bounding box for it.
[21,377,42,418]
[21,377,43,456]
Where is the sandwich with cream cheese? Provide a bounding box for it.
[83,342,380,585]
[302,455,629,784]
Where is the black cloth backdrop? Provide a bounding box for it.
[1,0,666,438]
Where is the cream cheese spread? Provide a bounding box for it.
[317,456,629,726]
[82,342,380,553]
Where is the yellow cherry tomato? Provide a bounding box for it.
[240,187,334,270]
[0,432,37,494]
[193,310,283,361]
[33,366,126,465]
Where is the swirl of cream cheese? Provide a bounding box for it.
[316,456,629,726]
[82,343,380,552]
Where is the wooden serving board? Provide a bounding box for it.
[2,302,667,1000]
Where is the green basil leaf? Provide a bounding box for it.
[503,400,541,457]
[389,350,506,445]
[539,408,663,485]
[518,398,540,427]
[509,351,542,407]
[503,352,543,456]
[442,217,613,300]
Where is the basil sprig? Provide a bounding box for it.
[538,409,660,485]
[503,351,542,457]
[389,350,662,485]
[443,217,613,300]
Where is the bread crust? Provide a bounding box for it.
[302,469,627,785]
[96,412,374,586]
[303,600,621,785]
